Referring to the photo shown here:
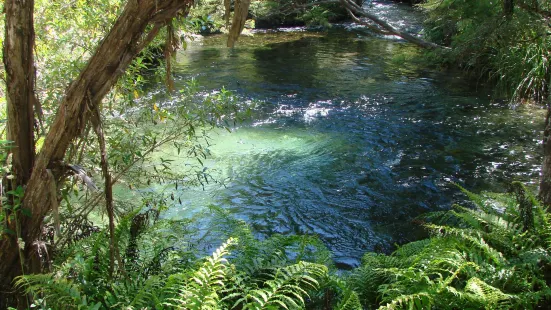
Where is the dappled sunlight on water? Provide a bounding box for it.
[365,0,425,34]
[156,26,546,267]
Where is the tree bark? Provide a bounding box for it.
[0,0,192,307]
[227,0,252,47]
[540,107,551,207]
[2,0,38,307]
[89,105,121,278]
[4,0,38,187]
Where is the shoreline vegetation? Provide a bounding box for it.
[2,0,551,308]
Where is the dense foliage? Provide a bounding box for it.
[13,184,551,309]
[188,0,349,31]
[350,183,551,309]
[17,208,338,309]
[420,0,551,102]
[249,0,348,28]
[2,0,551,309]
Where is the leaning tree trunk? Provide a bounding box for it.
[0,0,192,307]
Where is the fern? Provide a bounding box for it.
[22,181,550,309]
[334,290,363,310]
[464,277,515,309]
[168,238,236,309]
[229,261,326,310]
[393,239,431,258]
[14,274,101,309]
[378,292,432,310]
[350,183,551,309]
[20,206,334,310]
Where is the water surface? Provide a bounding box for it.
[161,26,543,267]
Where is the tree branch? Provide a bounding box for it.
[228,0,252,47]
[346,8,392,35]
[88,96,123,278]
[340,0,449,50]
[1,0,194,302]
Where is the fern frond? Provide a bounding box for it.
[15,274,93,309]
[335,290,363,310]
[464,277,515,309]
[393,239,431,259]
[167,237,236,309]
[426,224,504,264]
[231,261,327,310]
[454,183,495,213]
[378,292,432,310]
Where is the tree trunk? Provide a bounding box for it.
[540,107,551,207]
[0,0,192,307]
[1,0,38,307]
[504,0,514,16]
[227,0,251,47]
[4,0,37,187]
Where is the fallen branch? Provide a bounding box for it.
[340,0,449,50]
[346,8,392,35]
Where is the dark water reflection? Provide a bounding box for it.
[169,27,543,267]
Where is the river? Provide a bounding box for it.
[146,3,544,268]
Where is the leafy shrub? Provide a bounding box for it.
[302,6,334,28]
[17,208,332,309]
[348,182,551,309]
[18,180,551,309]
[420,0,551,102]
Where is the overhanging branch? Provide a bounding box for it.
[340,0,449,50]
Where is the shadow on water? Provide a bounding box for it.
[164,27,544,268]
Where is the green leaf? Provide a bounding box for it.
[3,228,16,235]
[20,208,32,218]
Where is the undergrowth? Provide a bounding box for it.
[420,0,551,103]
[349,182,551,309]
[17,207,349,309]
[17,183,551,309]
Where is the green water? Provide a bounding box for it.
[147,26,544,267]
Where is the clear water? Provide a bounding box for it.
[152,24,544,267]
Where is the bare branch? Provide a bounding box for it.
[340,0,449,50]
[88,94,123,278]
[346,8,393,35]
